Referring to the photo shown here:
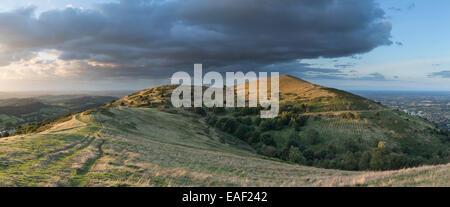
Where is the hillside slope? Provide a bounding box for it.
[0,107,448,187]
[108,75,449,171]
[0,75,448,186]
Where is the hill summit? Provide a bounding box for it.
[112,74,384,113]
[106,74,449,172]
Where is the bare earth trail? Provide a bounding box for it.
[0,107,448,187]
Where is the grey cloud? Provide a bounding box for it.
[334,63,356,69]
[429,70,450,78]
[0,0,392,79]
[362,72,387,81]
[296,69,390,81]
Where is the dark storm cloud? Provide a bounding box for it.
[428,71,450,78]
[0,0,392,79]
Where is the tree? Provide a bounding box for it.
[206,114,218,125]
[304,129,320,145]
[223,118,238,133]
[288,146,306,164]
[260,119,275,131]
[370,148,390,170]
[343,138,360,153]
[193,107,206,116]
[260,132,277,147]
[280,112,292,125]
[262,145,278,157]
[388,153,408,169]
[341,152,359,170]
[234,124,252,141]
[358,151,372,170]
[215,117,229,129]
[377,141,386,150]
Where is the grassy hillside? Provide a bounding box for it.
[109,75,449,171]
[0,107,448,187]
[0,75,448,186]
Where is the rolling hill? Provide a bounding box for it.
[0,75,448,186]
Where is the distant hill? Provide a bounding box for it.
[0,96,117,130]
[0,75,448,186]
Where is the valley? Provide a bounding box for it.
[0,95,118,136]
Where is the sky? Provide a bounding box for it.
[0,0,449,91]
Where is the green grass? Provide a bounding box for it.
[0,107,448,187]
[0,114,23,128]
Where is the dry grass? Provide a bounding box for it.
[1,107,448,187]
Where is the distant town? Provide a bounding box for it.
[354,91,450,131]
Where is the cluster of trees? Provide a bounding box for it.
[265,132,448,171]
[201,104,450,171]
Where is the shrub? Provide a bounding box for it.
[237,117,252,125]
[234,124,253,140]
[370,148,390,170]
[304,129,320,145]
[260,119,276,131]
[288,146,306,164]
[358,151,372,170]
[280,112,292,125]
[341,152,359,171]
[223,118,238,133]
[260,132,277,147]
[388,153,409,169]
[193,107,207,116]
[262,146,278,157]
[343,138,361,153]
[206,114,218,125]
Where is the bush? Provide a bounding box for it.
[260,132,277,147]
[260,119,276,131]
[304,129,320,145]
[215,117,229,129]
[223,118,238,133]
[262,145,278,157]
[341,152,359,170]
[343,138,361,153]
[288,146,306,164]
[206,114,218,125]
[358,151,372,170]
[388,153,409,169]
[234,124,253,141]
[370,148,390,170]
[193,107,207,116]
[280,112,293,125]
[237,117,252,125]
